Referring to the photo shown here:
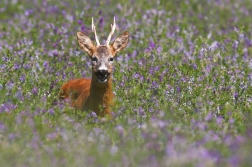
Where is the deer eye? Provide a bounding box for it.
[92,57,98,62]
[109,57,114,62]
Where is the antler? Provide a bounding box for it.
[106,16,116,46]
[92,17,100,46]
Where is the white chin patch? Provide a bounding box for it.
[98,78,107,83]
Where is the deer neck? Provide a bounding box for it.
[90,72,113,103]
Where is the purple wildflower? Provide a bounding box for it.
[48,108,55,115]
[77,20,82,25]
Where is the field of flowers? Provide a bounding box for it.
[1,0,252,166]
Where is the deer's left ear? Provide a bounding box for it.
[111,31,129,55]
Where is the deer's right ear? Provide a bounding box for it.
[76,32,94,56]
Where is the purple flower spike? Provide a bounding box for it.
[149,41,156,49]
[81,25,86,31]
[48,108,55,115]
[77,20,82,25]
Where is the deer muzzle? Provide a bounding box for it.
[96,70,110,83]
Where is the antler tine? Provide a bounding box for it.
[106,16,116,46]
[91,17,100,46]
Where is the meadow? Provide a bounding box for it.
[1,0,252,166]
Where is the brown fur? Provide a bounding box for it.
[59,73,114,116]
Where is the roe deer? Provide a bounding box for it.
[59,17,129,117]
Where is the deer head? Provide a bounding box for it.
[76,17,129,83]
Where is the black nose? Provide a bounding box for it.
[98,70,108,77]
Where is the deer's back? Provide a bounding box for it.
[60,78,91,110]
